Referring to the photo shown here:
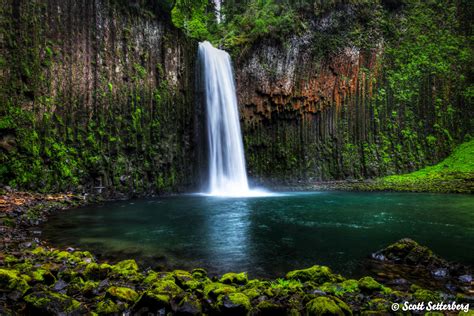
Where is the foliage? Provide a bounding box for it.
[218,0,301,50]
[171,0,216,41]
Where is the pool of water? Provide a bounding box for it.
[42,191,474,279]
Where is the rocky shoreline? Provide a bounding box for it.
[1,190,473,315]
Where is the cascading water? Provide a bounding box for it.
[198,41,249,196]
[198,41,268,197]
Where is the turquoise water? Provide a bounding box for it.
[42,191,474,278]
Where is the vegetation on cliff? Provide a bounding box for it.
[360,138,474,193]
[0,1,196,195]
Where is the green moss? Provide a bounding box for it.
[366,298,391,312]
[191,268,208,280]
[319,279,359,297]
[96,299,121,314]
[217,292,251,314]
[220,272,248,285]
[151,279,183,296]
[24,291,83,314]
[286,265,344,284]
[412,287,441,302]
[84,262,112,279]
[30,268,55,284]
[4,255,19,265]
[0,268,31,294]
[306,296,352,316]
[204,282,237,300]
[114,259,139,271]
[31,246,47,256]
[358,277,383,292]
[106,286,140,302]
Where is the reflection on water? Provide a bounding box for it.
[42,192,474,278]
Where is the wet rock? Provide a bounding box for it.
[432,268,448,278]
[53,279,68,291]
[459,275,472,283]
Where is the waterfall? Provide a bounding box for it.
[198,41,252,197]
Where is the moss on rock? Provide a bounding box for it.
[114,259,139,271]
[96,299,121,314]
[220,272,248,285]
[286,265,344,284]
[24,291,84,314]
[84,262,112,279]
[106,286,140,302]
[204,282,237,300]
[0,268,31,295]
[306,296,352,316]
[358,277,383,292]
[217,292,251,315]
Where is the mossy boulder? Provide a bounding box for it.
[30,268,56,284]
[306,296,352,316]
[133,290,172,313]
[111,260,143,282]
[172,293,202,315]
[286,265,344,284]
[143,271,175,286]
[84,262,112,279]
[24,291,84,314]
[106,286,140,302]
[372,238,447,268]
[217,292,251,315]
[96,299,121,314]
[114,259,139,271]
[204,282,237,300]
[173,269,203,290]
[192,268,208,280]
[358,277,383,292]
[366,298,391,312]
[0,268,31,295]
[411,286,441,302]
[220,272,248,285]
[151,279,183,296]
[256,300,287,315]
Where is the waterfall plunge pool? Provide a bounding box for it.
[42,191,474,279]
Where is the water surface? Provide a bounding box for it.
[43,191,474,278]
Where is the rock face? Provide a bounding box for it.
[234,5,469,182]
[0,0,197,194]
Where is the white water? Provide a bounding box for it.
[198,41,269,197]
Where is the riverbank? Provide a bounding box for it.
[1,190,472,314]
